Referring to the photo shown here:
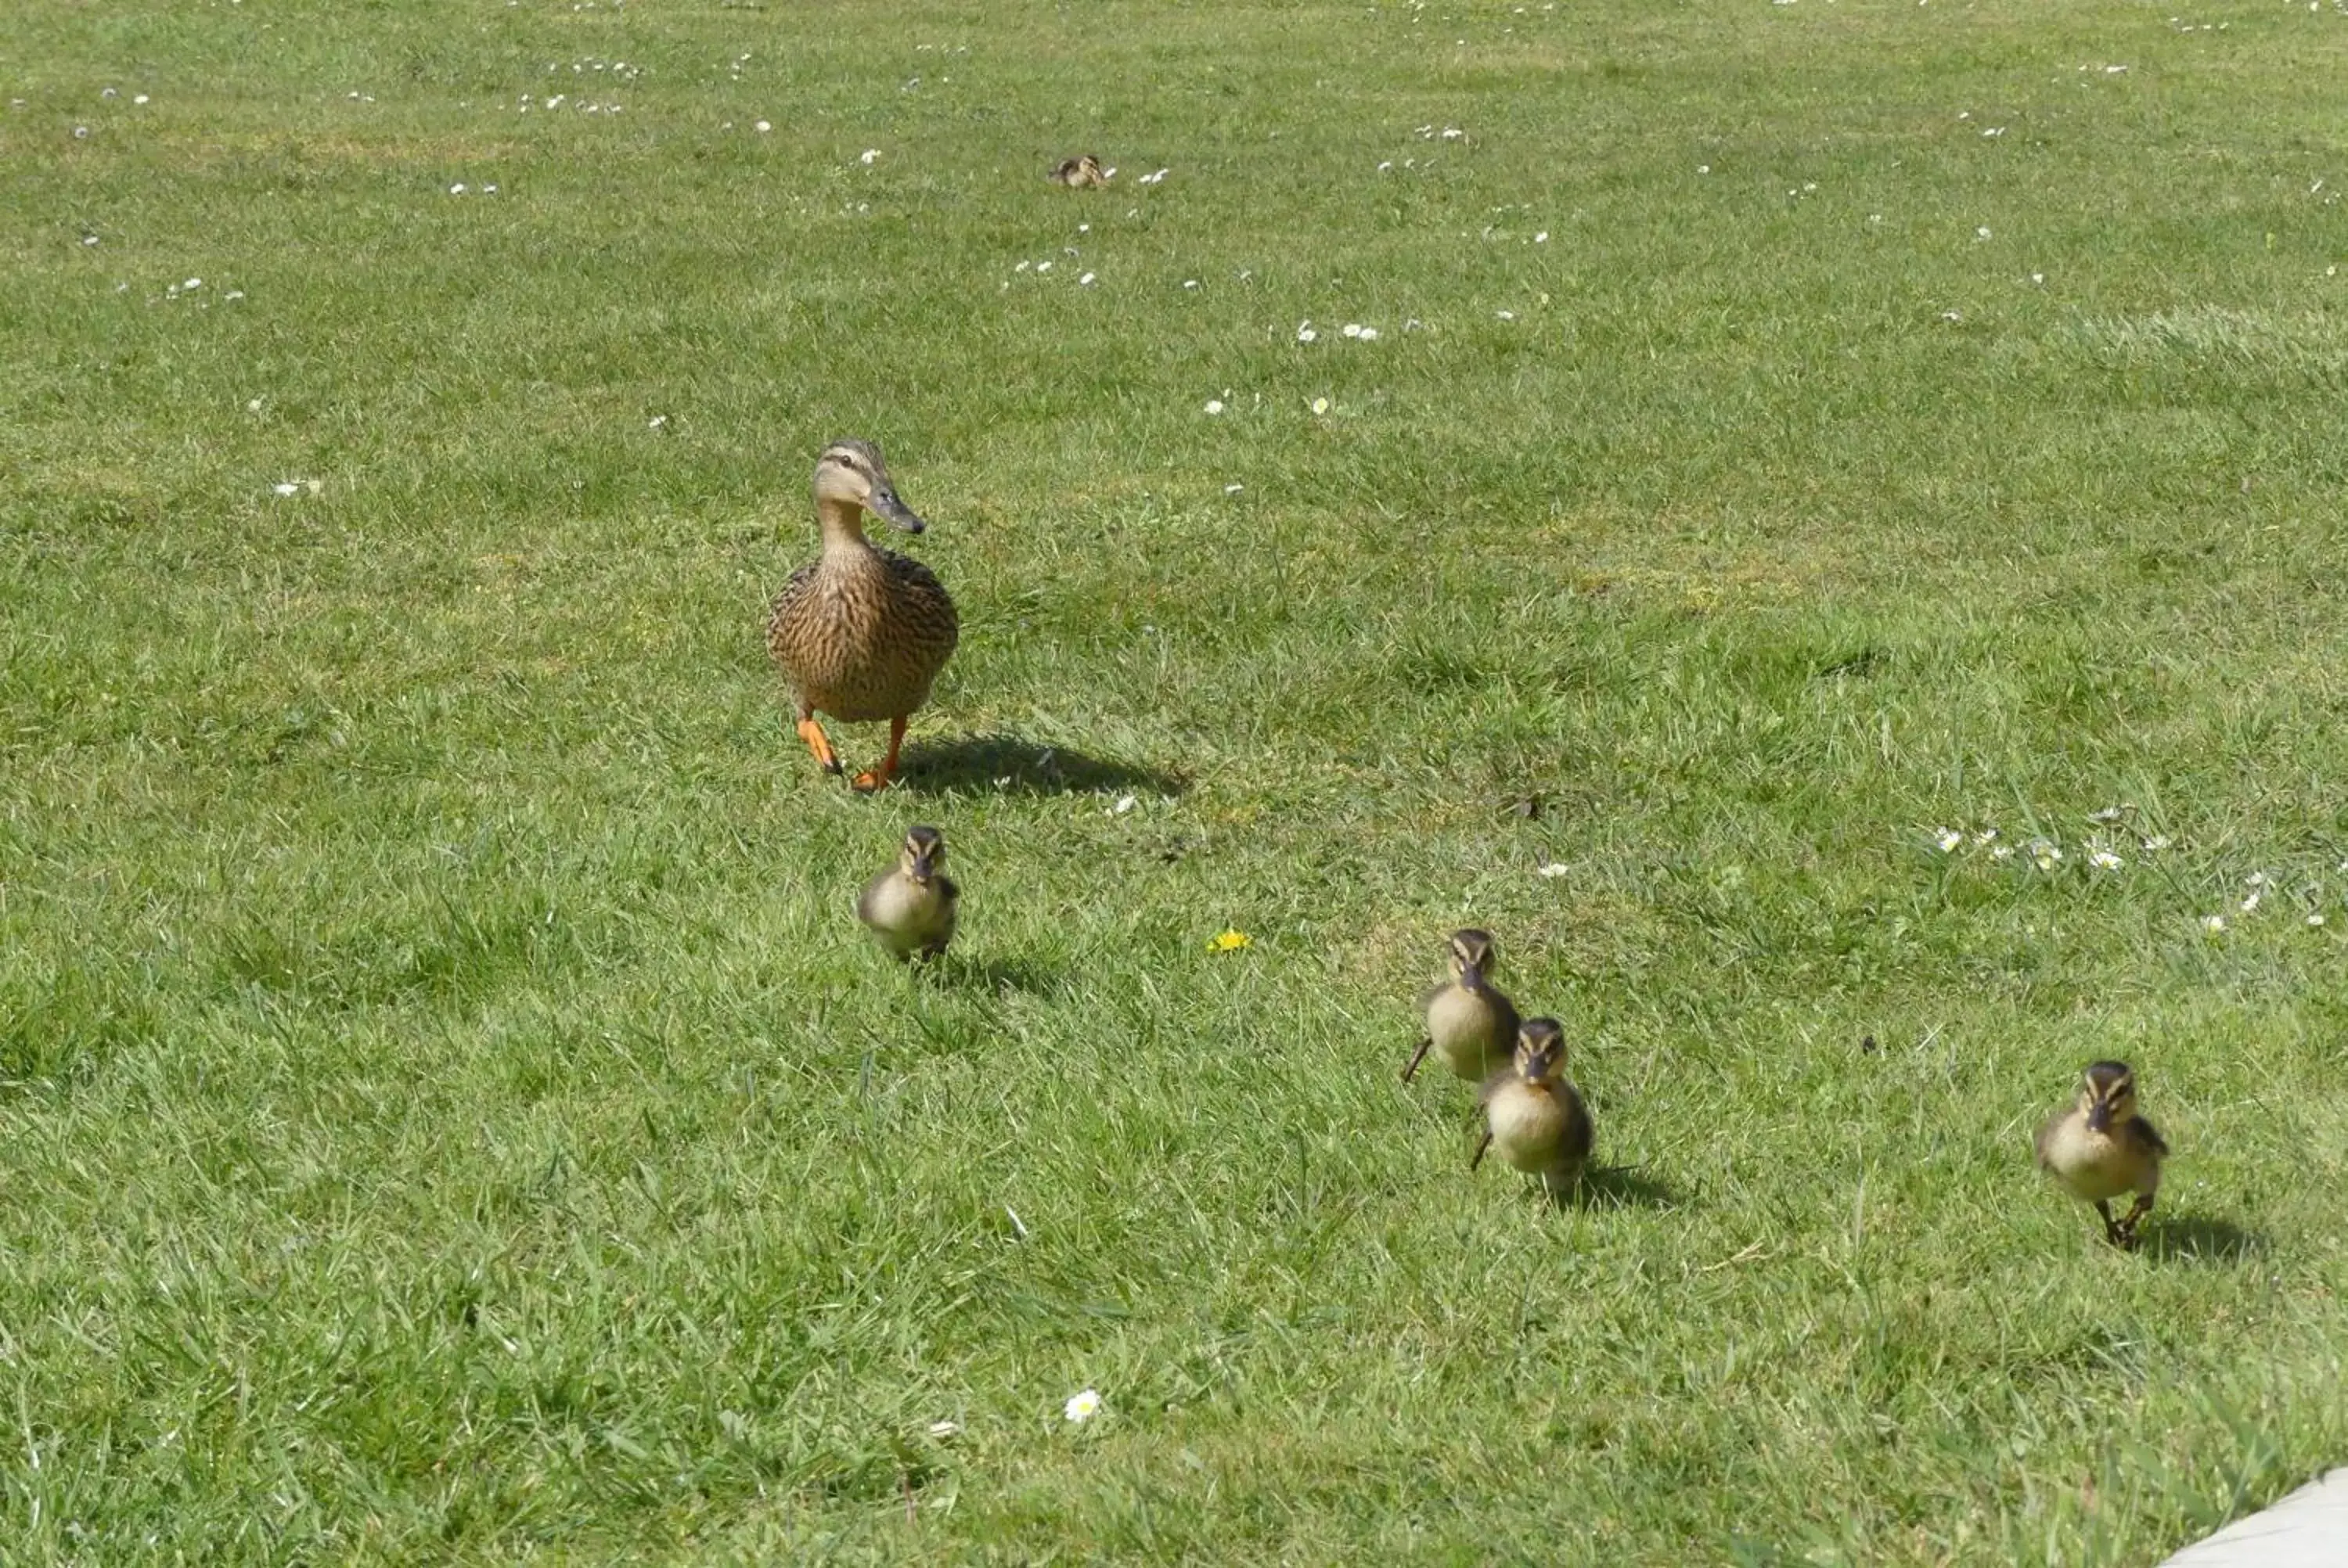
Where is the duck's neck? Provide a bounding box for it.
[817,499,874,559]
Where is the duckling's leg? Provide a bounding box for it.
[2094,1199,2126,1248]
[1543,1158,1586,1196]
[851,716,909,793]
[1400,1037,1433,1083]
[2116,1192,2155,1247]
[795,715,844,775]
[1470,1129,1493,1171]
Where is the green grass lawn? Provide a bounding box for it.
[5,0,2347,1559]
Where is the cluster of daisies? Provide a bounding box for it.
[1927,807,2166,875]
[1927,808,2340,933]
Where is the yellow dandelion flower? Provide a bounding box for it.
[1209,929,1252,953]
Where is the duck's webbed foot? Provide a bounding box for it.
[797,717,844,775]
[852,716,908,793]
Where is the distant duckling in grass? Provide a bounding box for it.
[1050,153,1108,188]
[1403,928,1520,1084]
[858,825,958,962]
[2035,1059,2168,1249]
[1473,1018,1594,1196]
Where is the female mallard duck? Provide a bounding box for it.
[1472,1019,1594,1196]
[2035,1059,2168,1249]
[767,440,959,792]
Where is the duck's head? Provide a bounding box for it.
[1446,927,1497,991]
[2077,1059,2139,1134]
[899,824,948,886]
[1513,1018,1568,1087]
[816,440,925,534]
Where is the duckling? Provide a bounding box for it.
[1050,153,1107,188]
[2035,1059,2169,1248]
[857,825,958,961]
[1472,1019,1594,1194]
[1402,928,1520,1084]
[767,440,959,793]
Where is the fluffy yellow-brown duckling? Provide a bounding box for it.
[2035,1059,2168,1248]
[766,440,959,793]
[1402,928,1521,1084]
[1472,1018,1594,1195]
[856,825,959,962]
[1050,153,1108,188]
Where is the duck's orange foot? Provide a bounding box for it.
[850,715,909,795]
[796,717,843,775]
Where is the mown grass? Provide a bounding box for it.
[3,0,2346,1560]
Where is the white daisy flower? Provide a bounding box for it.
[1064,1389,1102,1423]
[1933,828,1962,853]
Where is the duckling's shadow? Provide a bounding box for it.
[895,735,1185,798]
[2142,1212,2263,1264]
[923,951,1063,996]
[1553,1165,1684,1212]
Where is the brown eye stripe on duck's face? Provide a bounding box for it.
[2083,1060,2134,1100]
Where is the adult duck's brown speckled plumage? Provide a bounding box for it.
[766,440,959,792]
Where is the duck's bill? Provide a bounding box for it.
[873,489,926,533]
